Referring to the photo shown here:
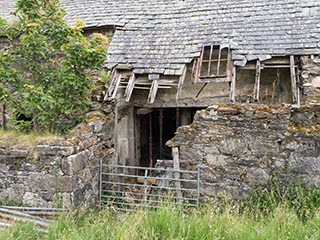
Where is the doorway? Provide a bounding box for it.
[136,107,201,168]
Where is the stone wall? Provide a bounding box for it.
[167,104,320,200]
[301,55,320,105]
[0,103,114,208]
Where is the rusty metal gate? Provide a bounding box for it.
[99,161,203,210]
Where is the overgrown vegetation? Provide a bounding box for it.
[242,181,320,222]
[0,0,108,134]
[2,205,320,240]
[0,129,63,150]
[2,184,320,240]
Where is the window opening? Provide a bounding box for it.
[195,45,231,83]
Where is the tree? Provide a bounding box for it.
[0,0,108,133]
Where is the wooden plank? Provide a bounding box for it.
[194,48,205,83]
[208,45,213,76]
[262,65,294,68]
[105,68,117,100]
[199,77,230,83]
[230,66,236,102]
[156,159,191,168]
[147,80,159,104]
[159,109,163,159]
[254,60,261,101]
[125,73,136,102]
[172,147,182,199]
[217,46,222,75]
[226,48,233,82]
[191,59,196,80]
[176,66,187,100]
[296,66,301,107]
[263,57,290,65]
[136,108,153,115]
[290,55,298,103]
[128,107,136,168]
[149,115,153,168]
[137,177,157,185]
[111,72,122,100]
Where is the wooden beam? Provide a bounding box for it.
[111,72,122,100]
[176,66,187,100]
[128,107,136,169]
[172,147,182,199]
[208,45,213,76]
[290,55,298,103]
[136,108,154,115]
[105,69,122,101]
[149,114,153,168]
[159,109,163,159]
[226,48,233,82]
[217,46,221,75]
[199,76,230,83]
[105,68,117,100]
[125,73,136,102]
[194,49,204,83]
[254,60,261,101]
[191,59,197,80]
[296,66,301,107]
[230,66,236,102]
[147,80,159,104]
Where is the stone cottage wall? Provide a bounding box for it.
[168,104,320,200]
[301,55,320,104]
[0,103,114,208]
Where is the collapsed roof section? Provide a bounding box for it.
[62,0,320,76]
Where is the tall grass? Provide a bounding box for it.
[242,181,320,221]
[1,205,320,240]
[2,184,320,239]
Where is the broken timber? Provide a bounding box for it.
[290,55,298,103]
[172,147,183,199]
[0,206,65,232]
[125,72,136,102]
[105,69,122,101]
[147,79,160,104]
[176,66,187,100]
[254,60,261,101]
[230,66,236,102]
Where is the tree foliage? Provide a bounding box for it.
[0,0,108,133]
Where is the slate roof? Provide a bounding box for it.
[2,0,320,76]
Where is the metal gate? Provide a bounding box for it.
[99,161,202,210]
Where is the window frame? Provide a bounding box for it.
[194,45,232,83]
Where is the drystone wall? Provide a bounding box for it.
[0,103,114,208]
[168,104,320,201]
[301,55,320,104]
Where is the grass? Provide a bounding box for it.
[2,181,320,239]
[1,204,320,240]
[0,129,66,150]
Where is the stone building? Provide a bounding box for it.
[0,0,319,205]
[60,0,320,170]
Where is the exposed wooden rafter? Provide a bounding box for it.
[176,66,187,100]
[125,73,136,102]
[105,69,122,101]
[147,80,159,104]
[253,60,261,101]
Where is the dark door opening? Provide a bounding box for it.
[137,107,202,168]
